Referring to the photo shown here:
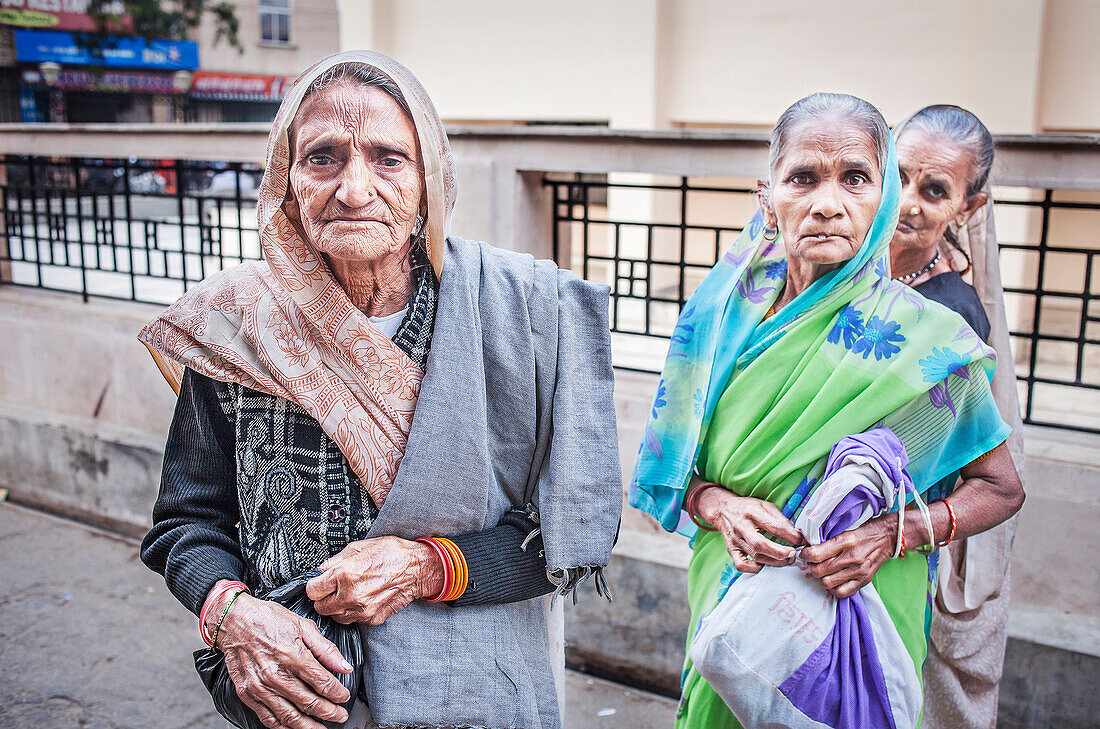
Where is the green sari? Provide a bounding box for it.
[630,138,1010,728]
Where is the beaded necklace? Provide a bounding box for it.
[893,251,940,284]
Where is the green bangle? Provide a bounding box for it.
[212,588,247,650]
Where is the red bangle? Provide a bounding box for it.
[417,537,452,603]
[436,538,468,602]
[934,499,957,547]
[685,483,719,531]
[899,526,907,559]
[199,580,247,646]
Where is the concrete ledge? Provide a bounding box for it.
[999,638,1100,729]
[0,402,161,537]
[566,531,692,696]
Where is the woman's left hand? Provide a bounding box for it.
[799,515,895,599]
[306,537,443,626]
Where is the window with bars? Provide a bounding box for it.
[259,0,291,46]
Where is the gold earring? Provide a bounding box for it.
[909,206,920,216]
[762,227,778,242]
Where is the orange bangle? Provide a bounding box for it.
[436,538,468,601]
[416,537,452,602]
[894,510,906,560]
[934,499,957,547]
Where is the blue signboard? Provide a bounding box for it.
[13,29,199,71]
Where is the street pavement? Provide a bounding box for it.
[0,502,677,729]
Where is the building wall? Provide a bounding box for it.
[1037,0,1100,132]
[339,0,1099,135]
[661,0,1045,132]
[196,0,340,75]
[345,0,662,127]
[336,1,1097,361]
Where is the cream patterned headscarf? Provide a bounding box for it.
[140,51,457,507]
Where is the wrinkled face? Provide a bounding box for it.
[764,119,883,267]
[285,82,423,264]
[892,128,982,252]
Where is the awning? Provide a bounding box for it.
[190,72,296,101]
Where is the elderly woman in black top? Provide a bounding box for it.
[891,105,992,338]
[139,51,620,729]
[890,104,1024,729]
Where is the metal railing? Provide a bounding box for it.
[0,155,263,305]
[547,174,1100,435]
[1,150,1097,434]
[995,188,1100,433]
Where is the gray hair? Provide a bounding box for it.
[769,93,890,181]
[304,62,412,120]
[902,105,994,197]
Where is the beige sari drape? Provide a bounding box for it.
[922,185,1025,729]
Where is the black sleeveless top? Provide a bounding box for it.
[914,271,991,341]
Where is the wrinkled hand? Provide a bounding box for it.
[800,515,895,598]
[214,591,352,729]
[696,487,807,574]
[306,536,441,626]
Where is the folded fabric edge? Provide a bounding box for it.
[547,565,614,607]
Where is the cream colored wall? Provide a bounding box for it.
[340,0,662,127]
[663,0,1046,133]
[334,0,1086,134]
[196,0,340,75]
[1037,0,1100,132]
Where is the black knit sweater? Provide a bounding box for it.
[140,367,553,616]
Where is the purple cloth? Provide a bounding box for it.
[778,428,912,729]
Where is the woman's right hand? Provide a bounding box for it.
[695,487,806,573]
[208,587,354,729]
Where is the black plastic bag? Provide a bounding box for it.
[193,572,364,729]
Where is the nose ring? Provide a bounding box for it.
[908,206,920,216]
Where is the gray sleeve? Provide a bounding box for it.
[533,266,623,598]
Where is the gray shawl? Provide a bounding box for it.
[360,236,622,728]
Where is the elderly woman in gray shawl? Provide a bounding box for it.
[139,50,621,729]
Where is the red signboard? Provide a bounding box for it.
[0,0,132,32]
[190,72,297,100]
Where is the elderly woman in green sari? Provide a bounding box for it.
[630,93,1024,729]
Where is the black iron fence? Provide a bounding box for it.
[0,155,263,305]
[1,155,1097,434]
[547,174,1100,435]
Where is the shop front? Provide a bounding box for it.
[188,71,294,123]
[12,28,198,123]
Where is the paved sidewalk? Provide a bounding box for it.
[0,502,677,729]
